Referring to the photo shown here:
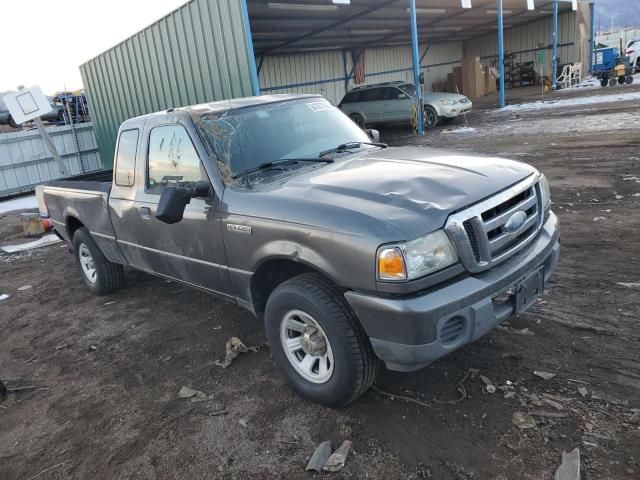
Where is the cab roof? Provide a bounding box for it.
[121,94,323,127]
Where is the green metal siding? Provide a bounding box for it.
[80,0,254,168]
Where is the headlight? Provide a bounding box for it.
[539,174,551,210]
[377,230,458,281]
[439,99,457,106]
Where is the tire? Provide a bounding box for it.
[609,77,617,87]
[600,78,608,88]
[423,105,439,128]
[72,227,124,295]
[264,273,378,407]
[626,75,634,85]
[349,113,366,129]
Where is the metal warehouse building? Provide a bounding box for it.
[80,0,595,167]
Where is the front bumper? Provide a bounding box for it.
[345,212,559,372]
[440,102,472,118]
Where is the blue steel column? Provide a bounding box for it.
[409,0,424,135]
[589,1,596,74]
[552,0,559,89]
[241,0,261,96]
[498,0,506,108]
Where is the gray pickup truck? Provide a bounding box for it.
[37,94,559,406]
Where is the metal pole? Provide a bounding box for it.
[589,1,596,74]
[409,0,423,135]
[32,117,70,177]
[498,0,506,108]
[240,0,261,96]
[552,0,559,89]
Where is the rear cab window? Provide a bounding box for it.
[114,129,139,187]
[146,124,209,194]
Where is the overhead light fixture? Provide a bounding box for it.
[571,0,577,10]
[461,0,472,8]
[433,26,463,31]
[267,2,338,11]
[527,0,535,10]
[539,9,552,14]
[405,8,446,15]
[487,9,512,14]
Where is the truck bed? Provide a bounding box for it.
[45,180,112,194]
[41,178,117,255]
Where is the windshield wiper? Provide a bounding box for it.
[319,141,388,158]
[233,158,333,179]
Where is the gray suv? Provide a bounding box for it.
[338,81,471,128]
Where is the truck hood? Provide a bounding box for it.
[233,146,538,241]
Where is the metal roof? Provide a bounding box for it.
[247,0,584,55]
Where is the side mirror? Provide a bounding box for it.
[156,187,191,224]
[366,128,381,143]
[191,180,211,198]
[397,93,409,99]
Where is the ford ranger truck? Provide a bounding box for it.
[37,94,559,407]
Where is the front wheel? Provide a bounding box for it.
[72,227,124,295]
[264,273,378,407]
[423,105,439,128]
[349,113,366,129]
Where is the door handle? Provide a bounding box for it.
[139,206,152,219]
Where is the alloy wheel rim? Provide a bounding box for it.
[280,309,334,384]
[424,109,436,126]
[78,244,97,284]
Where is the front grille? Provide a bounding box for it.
[444,176,543,273]
[463,220,480,261]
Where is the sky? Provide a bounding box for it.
[0,0,187,94]
[2,0,639,95]
[596,0,640,31]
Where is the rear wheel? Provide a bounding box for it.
[72,227,124,295]
[264,273,378,407]
[626,75,634,85]
[423,105,439,128]
[349,113,366,129]
[609,77,617,87]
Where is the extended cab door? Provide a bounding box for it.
[109,114,232,297]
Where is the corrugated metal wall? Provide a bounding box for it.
[464,11,578,76]
[598,27,640,49]
[0,123,103,198]
[80,0,255,168]
[259,42,463,105]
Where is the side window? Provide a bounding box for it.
[114,129,139,187]
[381,88,402,100]
[341,91,360,104]
[147,124,207,193]
[360,88,384,102]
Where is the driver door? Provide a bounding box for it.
[114,120,231,296]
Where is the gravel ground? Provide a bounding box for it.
[1,85,639,480]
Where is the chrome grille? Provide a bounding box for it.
[444,176,543,273]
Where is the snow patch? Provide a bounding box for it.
[0,195,38,214]
[498,90,640,113]
[440,127,477,134]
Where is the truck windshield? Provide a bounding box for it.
[196,98,373,181]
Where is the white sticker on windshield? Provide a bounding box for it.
[306,101,333,112]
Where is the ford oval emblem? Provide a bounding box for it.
[504,211,527,233]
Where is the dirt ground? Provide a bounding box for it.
[1,85,639,480]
